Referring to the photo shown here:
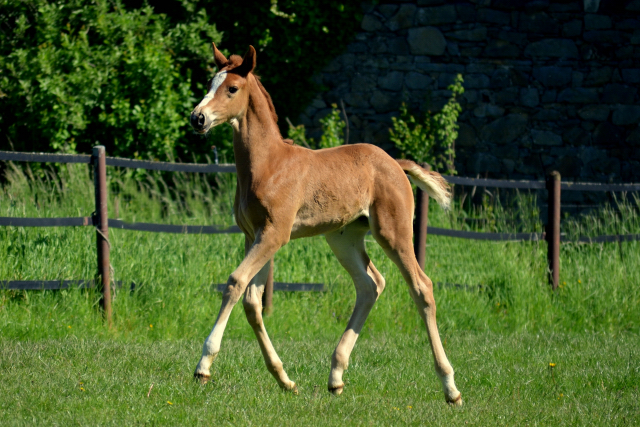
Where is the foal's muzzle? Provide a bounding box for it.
[190,111,207,133]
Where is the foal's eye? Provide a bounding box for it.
[229,86,238,94]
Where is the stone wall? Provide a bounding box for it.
[298,0,640,184]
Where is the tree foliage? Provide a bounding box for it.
[0,0,224,160]
[0,0,361,160]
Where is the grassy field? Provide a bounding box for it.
[1,164,639,425]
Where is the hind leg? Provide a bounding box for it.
[370,203,462,405]
[325,223,385,395]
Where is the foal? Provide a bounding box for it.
[190,43,462,405]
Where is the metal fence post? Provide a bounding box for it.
[262,258,274,315]
[93,146,112,325]
[546,171,561,290]
[413,163,431,271]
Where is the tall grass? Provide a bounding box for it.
[0,163,639,344]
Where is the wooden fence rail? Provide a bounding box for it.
[1,148,640,321]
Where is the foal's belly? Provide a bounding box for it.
[290,205,369,239]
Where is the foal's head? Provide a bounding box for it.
[190,43,257,134]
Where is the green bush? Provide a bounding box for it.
[287,103,346,149]
[390,74,464,175]
[0,0,223,161]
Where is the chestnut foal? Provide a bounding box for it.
[190,43,462,405]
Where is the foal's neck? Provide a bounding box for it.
[232,74,283,182]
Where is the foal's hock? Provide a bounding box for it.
[190,42,462,406]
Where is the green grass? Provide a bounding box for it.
[1,164,639,425]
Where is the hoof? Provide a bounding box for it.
[328,384,344,396]
[446,393,463,406]
[282,381,298,395]
[194,372,211,384]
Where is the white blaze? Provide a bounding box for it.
[197,71,228,108]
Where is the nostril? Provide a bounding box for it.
[197,113,205,126]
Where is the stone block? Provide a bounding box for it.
[557,88,599,103]
[583,31,627,44]
[456,123,477,148]
[377,4,399,18]
[352,75,376,92]
[524,39,578,58]
[584,14,612,30]
[464,74,490,89]
[578,105,610,121]
[447,42,460,56]
[405,72,433,90]
[519,12,560,34]
[347,42,368,53]
[526,0,550,12]
[473,104,505,118]
[495,88,519,104]
[370,91,399,113]
[563,127,591,146]
[466,63,495,74]
[468,153,502,174]
[541,90,557,103]
[490,69,518,89]
[361,14,383,32]
[520,88,540,107]
[492,0,528,10]
[626,126,640,146]
[484,40,520,58]
[480,114,528,145]
[447,26,488,41]
[532,130,562,146]
[584,67,612,86]
[572,72,584,87]
[622,69,640,84]
[388,37,410,55]
[461,47,483,57]
[478,9,511,26]
[416,5,457,26]
[533,108,563,120]
[612,105,640,126]
[555,155,583,178]
[407,27,446,55]
[562,20,583,37]
[387,4,417,31]
[498,31,528,46]
[628,0,640,11]
[369,40,388,54]
[344,93,370,109]
[617,46,634,59]
[378,71,404,91]
[617,19,640,30]
[602,83,637,104]
[593,122,625,147]
[455,4,476,22]
[533,66,572,87]
[463,90,478,104]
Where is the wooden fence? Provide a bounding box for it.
[1,147,640,324]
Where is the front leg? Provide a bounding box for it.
[194,227,288,381]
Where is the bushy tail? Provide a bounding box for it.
[396,159,451,210]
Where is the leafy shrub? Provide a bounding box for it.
[390,74,464,175]
[0,0,220,160]
[287,103,346,149]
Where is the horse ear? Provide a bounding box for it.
[212,42,228,70]
[234,45,256,77]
